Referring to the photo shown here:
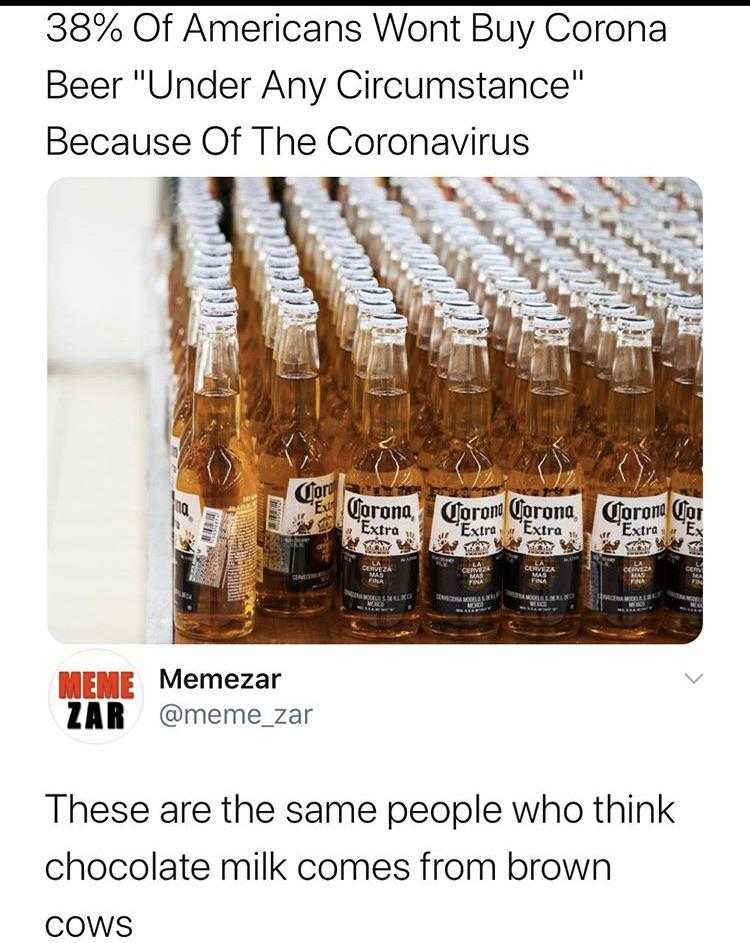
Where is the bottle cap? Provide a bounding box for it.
[191,263,230,283]
[613,310,654,332]
[443,300,481,319]
[587,288,621,307]
[269,274,306,293]
[451,313,489,334]
[510,288,545,305]
[370,312,408,333]
[281,298,319,320]
[192,272,232,292]
[201,288,237,305]
[676,305,703,325]
[358,287,394,305]
[199,299,238,328]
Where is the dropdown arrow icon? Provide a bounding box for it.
[684,672,704,684]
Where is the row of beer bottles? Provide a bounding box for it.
[193,282,701,641]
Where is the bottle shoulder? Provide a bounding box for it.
[508,439,581,492]
[346,444,423,490]
[588,438,668,495]
[261,426,332,473]
[428,443,504,492]
[176,439,257,497]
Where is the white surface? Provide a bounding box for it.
[48,178,159,367]
[48,367,147,641]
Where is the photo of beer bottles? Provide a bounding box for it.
[49,177,704,644]
[164,176,703,644]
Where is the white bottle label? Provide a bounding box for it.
[505,492,582,556]
[342,490,421,556]
[265,474,336,536]
[429,493,504,557]
[668,493,703,557]
[590,493,668,557]
[173,490,257,601]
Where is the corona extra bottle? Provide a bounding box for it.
[424,312,504,637]
[583,313,669,640]
[661,304,703,470]
[664,346,702,639]
[170,268,233,487]
[256,301,335,617]
[340,314,423,638]
[503,309,583,639]
[173,299,257,641]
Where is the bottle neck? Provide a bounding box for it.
[274,375,320,426]
[445,339,492,442]
[193,323,241,440]
[363,334,411,446]
[608,338,655,441]
[274,316,321,427]
[526,340,573,442]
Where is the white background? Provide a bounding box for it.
[2,5,749,942]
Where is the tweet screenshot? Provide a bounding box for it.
[3,4,747,940]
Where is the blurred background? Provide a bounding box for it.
[48,178,159,642]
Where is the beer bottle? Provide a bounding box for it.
[573,288,622,439]
[173,299,257,641]
[576,303,623,476]
[332,290,397,551]
[424,312,504,637]
[583,313,669,640]
[419,300,479,474]
[656,295,702,444]
[664,346,703,639]
[171,277,234,486]
[257,301,336,617]
[503,309,583,639]
[663,306,703,473]
[340,314,423,638]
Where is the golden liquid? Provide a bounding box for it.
[662,376,694,472]
[424,389,503,638]
[576,374,610,476]
[583,389,668,640]
[174,388,257,641]
[663,417,702,639]
[417,375,448,472]
[340,390,423,639]
[504,388,582,639]
[257,377,335,617]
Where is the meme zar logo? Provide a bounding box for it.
[49,650,143,743]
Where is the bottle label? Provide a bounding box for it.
[263,474,335,592]
[173,490,256,612]
[665,492,703,614]
[170,435,181,488]
[588,493,668,614]
[341,489,421,615]
[503,492,583,615]
[427,492,504,616]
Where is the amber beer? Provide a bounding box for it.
[424,309,504,637]
[503,306,583,639]
[664,347,702,639]
[256,300,335,617]
[340,314,423,638]
[173,299,258,641]
[583,312,668,639]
